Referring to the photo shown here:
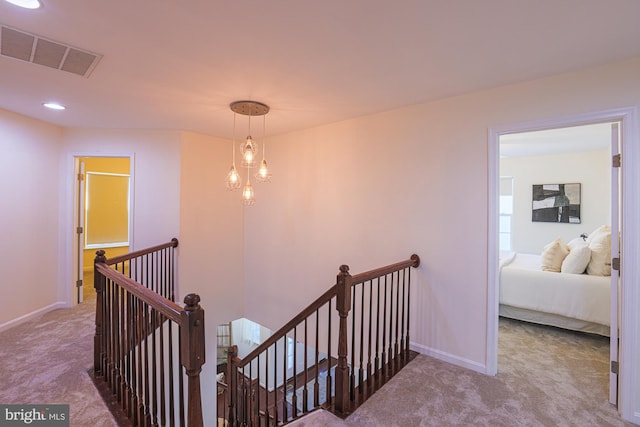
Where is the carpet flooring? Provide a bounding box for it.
[0,294,117,426]
[290,318,634,427]
[0,297,634,426]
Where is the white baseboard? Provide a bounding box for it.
[410,341,488,375]
[0,302,67,333]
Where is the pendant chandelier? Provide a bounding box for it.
[224,100,272,205]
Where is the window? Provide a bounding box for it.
[499,176,514,251]
[85,172,130,248]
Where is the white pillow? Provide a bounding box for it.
[587,230,612,276]
[567,237,587,250]
[541,238,569,272]
[561,245,591,274]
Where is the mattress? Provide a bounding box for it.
[499,253,611,333]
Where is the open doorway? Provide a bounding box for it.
[496,120,618,404]
[73,156,132,304]
[488,107,640,423]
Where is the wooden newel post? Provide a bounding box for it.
[334,264,353,416]
[93,250,107,374]
[181,293,206,427]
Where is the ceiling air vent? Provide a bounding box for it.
[0,25,102,77]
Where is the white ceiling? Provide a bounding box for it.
[500,122,614,158]
[1,0,640,140]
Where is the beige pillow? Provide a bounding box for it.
[586,225,611,245]
[561,245,591,274]
[587,230,612,276]
[541,238,569,272]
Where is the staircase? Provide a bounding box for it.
[218,255,420,426]
[91,239,419,426]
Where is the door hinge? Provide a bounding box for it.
[612,257,620,271]
[611,360,619,374]
[612,154,621,168]
[76,226,83,234]
[77,172,85,181]
[76,280,83,288]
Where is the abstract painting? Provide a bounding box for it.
[532,183,581,223]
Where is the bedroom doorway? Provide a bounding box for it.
[72,156,133,304]
[488,111,627,404]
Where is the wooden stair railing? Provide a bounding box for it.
[222,254,420,426]
[93,239,205,427]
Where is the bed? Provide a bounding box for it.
[499,251,611,336]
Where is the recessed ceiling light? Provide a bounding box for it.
[4,0,41,9]
[43,102,66,110]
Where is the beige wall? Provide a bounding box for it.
[178,130,245,424]
[243,56,640,372]
[502,149,611,254]
[0,109,64,329]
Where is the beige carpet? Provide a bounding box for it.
[0,295,117,426]
[290,318,634,427]
[0,296,634,427]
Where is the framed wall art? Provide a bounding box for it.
[532,183,581,224]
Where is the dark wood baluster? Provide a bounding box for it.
[151,306,158,425]
[350,285,356,403]
[108,279,115,389]
[388,273,395,377]
[142,303,151,425]
[116,286,124,406]
[282,337,287,422]
[406,267,412,357]
[394,271,400,373]
[124,291,132,419]
[400,268,406,363]
[136,298,145,424]
[130,296,138,425]
[359,283,365,401]
[314,309,320,408]
[303,318,309,413]
[292,327,298,418]
[366,280,373,396]
[374,277,381,387]
[273,341,278,426]
[265,348,270,426]
[167,320,175,427]
[326,299,332,409]
[177,326,185,427]
[162,248,168,299]
[159,312,166,426]
[242,365,248,425]
[381,275,387,383]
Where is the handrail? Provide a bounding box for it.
[95,263,183,323]
[237,284,339,366]
[351,254,420,285]
[105,237,179,265]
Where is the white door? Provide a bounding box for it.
[609,122,621,406]
[76,160,86,304]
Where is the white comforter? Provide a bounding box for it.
[499,253,610,326]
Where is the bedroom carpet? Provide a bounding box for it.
[0,298,633,427]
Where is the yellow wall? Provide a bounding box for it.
[81,157,131,270]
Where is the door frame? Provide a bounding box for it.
[487,107,640,423]
[68,153,135,305]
